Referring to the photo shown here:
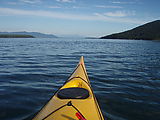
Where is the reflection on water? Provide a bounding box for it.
[0,38,160,120]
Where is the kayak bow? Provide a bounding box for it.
[33,56,104,120]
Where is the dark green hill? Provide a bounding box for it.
[100,20,160,40]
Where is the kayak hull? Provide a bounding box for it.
[32,56,104,120]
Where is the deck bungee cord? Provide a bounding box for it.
[42,101,86,120]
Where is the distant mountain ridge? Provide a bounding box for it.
[100,20,160,40]
[0,31,58,38]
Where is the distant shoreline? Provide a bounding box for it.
[0,31,58,38]
[0,34,34,38]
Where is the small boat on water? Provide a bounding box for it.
[32,56,104,120]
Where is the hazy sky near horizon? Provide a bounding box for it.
[0,0,159,37]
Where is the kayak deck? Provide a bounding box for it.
[32,56,104,120]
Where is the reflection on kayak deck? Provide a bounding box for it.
[32,56,104,120]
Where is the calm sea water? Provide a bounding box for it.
[0,38,160,120]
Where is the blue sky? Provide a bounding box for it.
[0,0,159,37]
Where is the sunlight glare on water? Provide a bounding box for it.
[0,38,160,120]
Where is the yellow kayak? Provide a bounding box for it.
[32,56,104,120]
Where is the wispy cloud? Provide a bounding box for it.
[0,7,144,24]
[102,11,135,17]
[72,6,82,9]
[7,0,42,5]
[19,0,41,4]
[48,6,61,9]
[56,0,75,3]
[104,11,128,17]
[112,1,136,4]
[95,5,123,9]
[94,12,143,24]
[48,5,82,9]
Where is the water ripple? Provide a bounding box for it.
[0,38,160,120]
